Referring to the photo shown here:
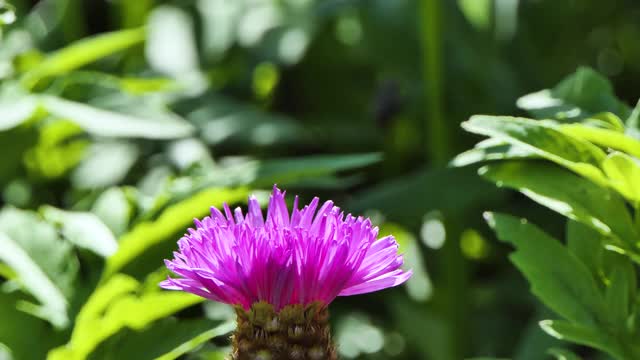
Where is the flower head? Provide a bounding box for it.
[161,186,411,310]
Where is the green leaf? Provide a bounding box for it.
[40,206,118,257]
[517,67,630,120]
[601,152,640,205]
[605,263,633,330]
[91,188,132,237]
[71,142,139,189]
[451,138,537,167]
[547,348,582,360]
[40,96,194,139]
[155,321,234,360]
[540,320,624,358]
[0,290,63,360]
[485,212,605,326]
[21,28,146,89]
[480,161,638,251]
[89,319,234,360]
[0,208,78,328]
[48,275,202,360]
[0,94,38,132]
[462,115,608,186]
[558,124,640,159]
[566,220,603,283]
[103,187,249,279]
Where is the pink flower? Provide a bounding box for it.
[161,186,411,310]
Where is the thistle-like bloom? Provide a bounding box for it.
[161,186,411,359]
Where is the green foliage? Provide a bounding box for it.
[3,1,640,359]
[459,67,640,359]
[48,274,204,360]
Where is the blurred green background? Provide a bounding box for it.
[0,0,639,359]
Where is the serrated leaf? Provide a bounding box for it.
[480,161,638,252]
[566,220,603,282]
[40,206,118,257]
[21,28,145,89]
[41,96,194,139]
[462,115,608,186]
[540,320,625,358]
[606,264,632,330]
[103,187,249,279]
[486,212,605,326]
[48,275,202,360]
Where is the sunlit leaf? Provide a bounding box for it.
[462,115,608,186]
[41,96,194,139]
[40,206,118,257]
[71,142,139,189]
[48,275,202,360]
[602,152,640,205]
[21,28,146,89]
[103,187,249,279]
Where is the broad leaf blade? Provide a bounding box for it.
[480,161,638,250]
[462,115,608,185]
[485,212,605,326]
[41,96,194,139]
[21,28,145,89]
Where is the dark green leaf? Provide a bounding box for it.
[486,212,606,326]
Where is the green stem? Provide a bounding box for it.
[418,2,467,360]
[418,0,450,165]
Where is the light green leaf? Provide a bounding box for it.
[0,232,68,328]
[40,206,118,257]
[485,212,606,326]
[0,208,78,328]
[451,138,537,167]
[91,188,132,237]
[558,124,640,159]
[480,161,638,251]
[602,152,640,205]
[547,348,582,360]
[462,115,608,186]
[71,142,139,189]
[540,320,624,358]
[21,28,146,89]
[517,67,630,120]
[457,0,491,30]
[48,275,202,360]
[0,95,38,132]
[103,187,249,279]
[40,96,194,139]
